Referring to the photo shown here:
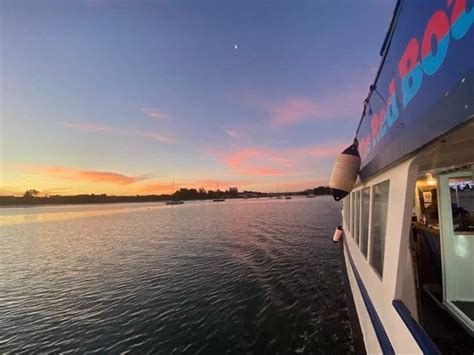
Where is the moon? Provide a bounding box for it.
[234,44,238,50]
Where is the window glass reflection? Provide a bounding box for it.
[370,180,390,278]
[360,188,370,257]
[449,177,474,233]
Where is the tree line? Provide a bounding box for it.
[0,186,332,206]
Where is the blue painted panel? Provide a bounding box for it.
[357,0,474,179]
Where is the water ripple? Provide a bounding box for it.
[0,197,353,353]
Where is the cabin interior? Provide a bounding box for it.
[402,120,474,352]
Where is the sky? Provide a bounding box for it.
[0,0,395,196]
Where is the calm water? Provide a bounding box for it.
[0,197,354,354]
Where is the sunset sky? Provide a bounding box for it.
[0,0,394,196]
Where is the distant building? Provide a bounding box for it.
[229,187,238,193]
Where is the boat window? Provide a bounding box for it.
[360,187,370,257]
[351,192,355,236]
[354,190,360,244]
[439,170,474,333]
[370,180,390,278]
[448,177,474,233]
[343,195,350,231]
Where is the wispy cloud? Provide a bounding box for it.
[224,147,292,176]
[65,121,175,143]
[0,186,24,196]
[225,128,242,139]
[292,143,347,157]
[208,141,344,177]
[248,85,363,128]
[141,108,168,120]
[205,142,346,177]
[65,122,111,132]
[268,97,320,127]
[21,164,149,185]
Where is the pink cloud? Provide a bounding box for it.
[224,148,294,175]
[247,85,364,128]
[226,148,266,168]
[65,121,175,143]
[294,143,348,157]
[21,164,149,185]
[207,141,345,177]
[239,167,290,176]
[268,97,320,127]
[141,108,168,120]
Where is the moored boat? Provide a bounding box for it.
[165,173,183,205]
[213,182,226,202]
[165,200,184,205]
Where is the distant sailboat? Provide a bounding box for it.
[165,173,184,205]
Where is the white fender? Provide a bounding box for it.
[333,226,343,243]
[329,140,361,201]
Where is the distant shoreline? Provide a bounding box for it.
[0,186,332,207]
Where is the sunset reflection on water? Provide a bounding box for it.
[1,197,352,354]
[0,204,161,225]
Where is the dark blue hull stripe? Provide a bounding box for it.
[392,300,440,354]
[343,238,395,355]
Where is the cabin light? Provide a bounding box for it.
[426,173,437,186]
[445,91,449,97]
[465,104,469,109]
[461,78,466,83]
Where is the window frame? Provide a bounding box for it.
[350,191,355,236]
[343,193,351,233]
[354,190,361,245]
[368,180,390,279]
[360,186,371,258]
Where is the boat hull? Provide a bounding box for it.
[165,201,184,205]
